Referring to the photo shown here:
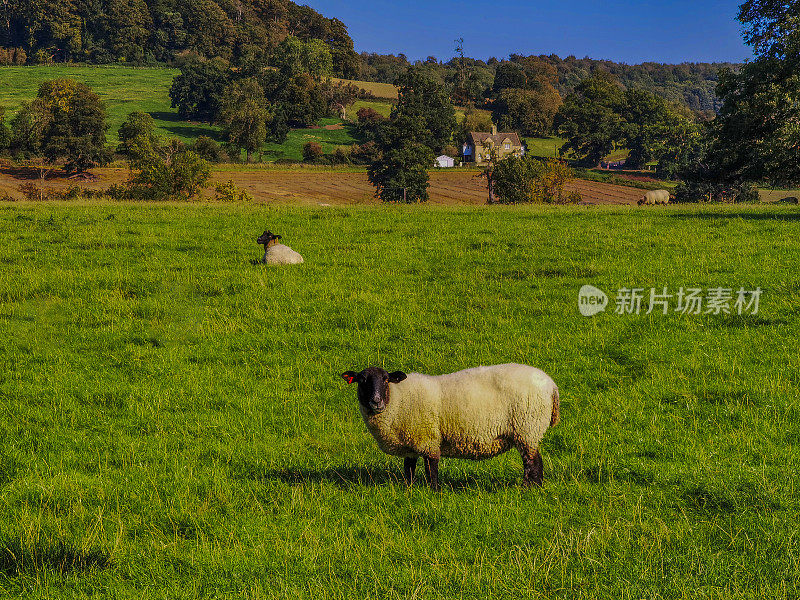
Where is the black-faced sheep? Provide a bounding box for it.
[341,364,560,491]
[257,230,303,265]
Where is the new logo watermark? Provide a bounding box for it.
[578,285,609,316]
[578,286,762,316]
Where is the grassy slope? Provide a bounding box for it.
[0,65,214,145]
[329,78,398,100]
[0,202,798,598]
[0,66,365,160]
[523,136,566,159]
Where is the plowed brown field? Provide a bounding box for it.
[0,165,646,205]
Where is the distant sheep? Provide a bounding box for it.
[638,190,671,206]
[257,230,303,265]
[341,364,560,490]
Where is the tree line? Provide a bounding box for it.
[0,0,358,76]
[355,52,737,114]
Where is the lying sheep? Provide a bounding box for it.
[341,364,560,490]
[638,189,671,206]
[257,229,303,265]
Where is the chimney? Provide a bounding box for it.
[491,125,497,136]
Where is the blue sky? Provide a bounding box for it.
[303,1,753,64]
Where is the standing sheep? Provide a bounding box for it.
[341,364,560,490]
[638,190,671,206]
[257,229,304,265]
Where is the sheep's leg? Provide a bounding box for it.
[520,447,543,487]
[403,457,417,485]
[423,455,440,491]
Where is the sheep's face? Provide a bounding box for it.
[257,230,282,248]
[341,367,407,415]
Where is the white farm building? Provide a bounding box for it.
[435,155,455,168]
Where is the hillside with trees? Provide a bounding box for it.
[355,52,737,113]
[0,0,359,76]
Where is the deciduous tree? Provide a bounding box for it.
[217,78,268,162]
[36,78,110,173]
[555,72,625,166]
[169,57,232,122]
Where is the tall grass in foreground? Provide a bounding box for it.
[0,203,798,598]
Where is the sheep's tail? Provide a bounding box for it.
[550,385,560,427]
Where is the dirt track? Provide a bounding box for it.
[0,165,646,205]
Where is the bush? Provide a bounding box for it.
[350,141,380,165]
[31,49,53,65]
[673,180,760,204]
[302,141,323,162]
[214,180,253,203]
[18,182,46,201]
[191,136,223,163]
[128,150,211,201]
[491,157,581,204]
[329,147,351,165]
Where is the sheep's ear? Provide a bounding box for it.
[388,371,407,384]
[341,371,358,384]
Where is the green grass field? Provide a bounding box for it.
[1,201,798,598]
[523,136,567,159]
[0,65,212,145]
[330,78,398,100]
[262,118,360,162]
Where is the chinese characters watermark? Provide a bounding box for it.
[579,286,762,317]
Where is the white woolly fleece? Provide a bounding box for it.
[359,364,558,460]
[262,243,304,265]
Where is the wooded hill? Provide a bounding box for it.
[0,0,359,76]
[1,1,736,112]
[357,53,739,113]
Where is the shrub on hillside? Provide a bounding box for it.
[191,136,223,163]
[302,141,324,162]
[328,147,351,165]
[350,141,380,165]
[0,48,27,65]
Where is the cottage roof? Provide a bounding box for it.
[468,132,522,147]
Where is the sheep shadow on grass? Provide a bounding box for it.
[669,211,800,222]
[257,465,522,492]
[0,538,111,577]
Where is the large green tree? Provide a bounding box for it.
[555,72,626,166]
[391,67,457,155]
[621,88,700,172]
[368,114,434,203]
[217,78,269,162]
[169,57,232,122]
[24,78,111,173]
[117,111,160,164]
[367,68,455,203]
[701,1,800,187]
[493,87,562,137]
